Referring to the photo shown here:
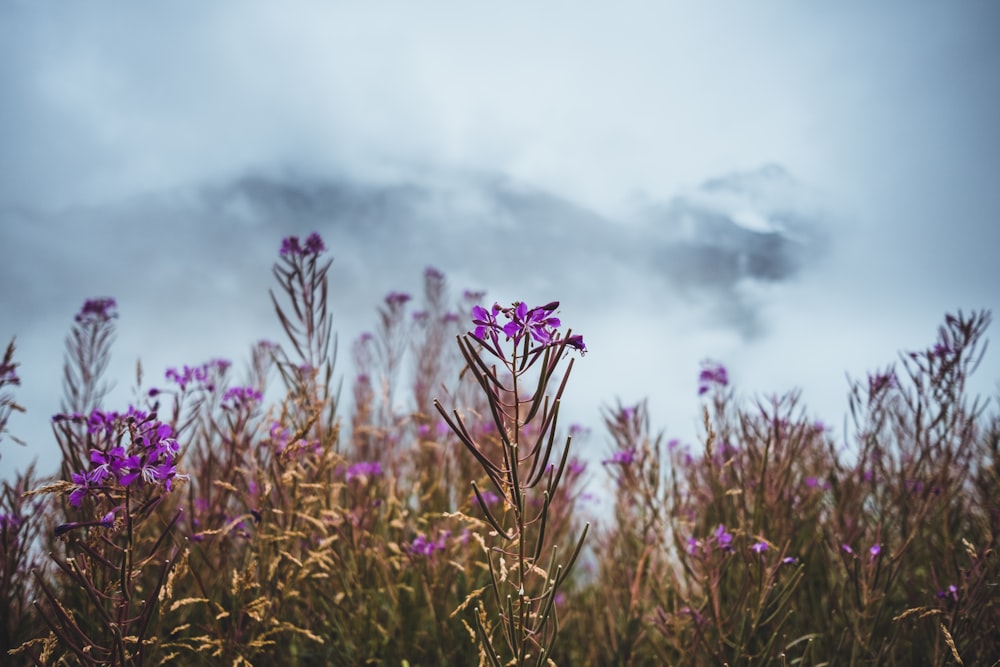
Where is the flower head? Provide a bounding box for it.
[280,232,326,257]
[713,524,734,551]
[602,448,636,466]
[74,297,118,324]
[345,461,383,482]
[698,361,729,396]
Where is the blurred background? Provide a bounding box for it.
[2,1,999,480]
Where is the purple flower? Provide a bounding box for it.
[408,530,451,557]
[74,297,118,324]
[698,361,729,396]
[385,291,411,307]
[841,544,854,556]
[937,584,959,602]
[504,301,561,346]
[602,449,635,466]
[280,236,302,256]
[869,543,881,560]
[713,524,733,551]
[99,508,117,528]
[304,232,326,255]
[475,490,502,508]
[222,386,264,411]
[472,303,504,345]
[565,333,587,354]
[68,471,93,507]
[751,541,769,554]
[280,233,326,257]
[345,461,383,482]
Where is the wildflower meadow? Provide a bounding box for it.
[1,233,997,666]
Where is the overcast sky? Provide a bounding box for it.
[2,1,999,480]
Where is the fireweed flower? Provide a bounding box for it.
[222,386,264,411]
[475,490,503,509]
[165,358,231,392]
[304,232,326,255]
[470,300,585,357]
[504,301,561,345]
[698,360,729,395]
[74,297,118,324]
[385,291,412,307]
[937,584,959,602]
[713,524,734,551]
[472,303,504,347]
[66,408,186,506]
[602,448,636,466]
[408,530,451,557]
[345,461,383,482]
[280,233,326,257]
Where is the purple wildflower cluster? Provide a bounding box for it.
[345,461,383,482]
[698,360,729,396]
[841,542,883,561]
[280,232,326,257]
[160,358,231,393]
[59,407,185,507]
[602,448,636,466]
[385,291,412,308]
[471,300,586,356]
[73,297,118,325]
[408,530,452,557]
[221,386,264,411]
[687,524,734,555]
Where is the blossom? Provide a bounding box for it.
[345,461,383,482]
[869,544,882,560]
[472,303,504,345]
[713,524,733,551]
[751,541,769,554]
[504,301,561,346]
[304,232,326,255]
[602,449,635,466]
[698,361,729,395]
[74,297,118,324]
[222,386,264,411]
[565,333,587,354]
[385,291,411,307]
[68,471,93,507]
[408,530,451,557]
[937,584,959,602]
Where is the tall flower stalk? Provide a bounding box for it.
[436,300,588,666]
